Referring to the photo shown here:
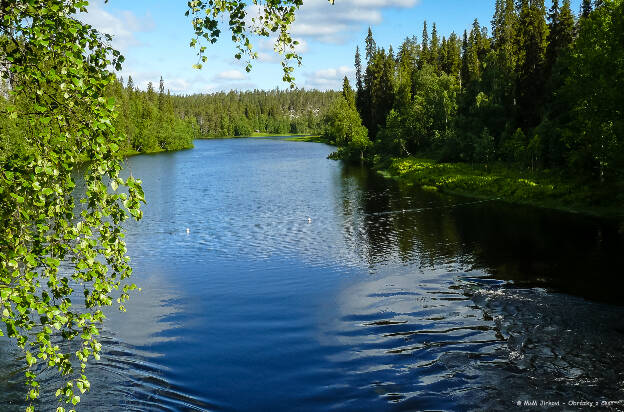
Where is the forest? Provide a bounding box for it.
[1,76,337,159]
[171,89,338,137]
[0,76,196,160]
[324,0,624,210]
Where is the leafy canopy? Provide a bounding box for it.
[187,0,337,86]
[1,1,143,410]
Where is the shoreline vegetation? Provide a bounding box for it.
[319,0,624,221]
[375,157,624,219]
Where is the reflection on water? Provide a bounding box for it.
[1,137,623,411]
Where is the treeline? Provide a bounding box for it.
[0,76,197,160]
[171,89,339,137]
[108,76,196,153]
[328,0,624,183]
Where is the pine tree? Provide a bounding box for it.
[366,49,395,139]
[147,81,155,103]
[127,75,135,92]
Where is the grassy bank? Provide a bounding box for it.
[283,135,330,143]
[117,143,194,158]
[380,157,624,219]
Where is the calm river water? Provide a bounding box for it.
[2,137,624,411]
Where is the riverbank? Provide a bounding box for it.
[378,157,624,219]
[118,143,195,158]
[197,132,320,139]
[284,135,329,143]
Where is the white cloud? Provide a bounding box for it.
[214,70,247,81]
[120,71,217,94]
[255,37,309,63]
[304,65,354,90]
[292,0,420,43]
[78,0,155,50]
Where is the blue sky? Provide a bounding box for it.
[82,0,582,94]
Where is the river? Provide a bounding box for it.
[2,137,624,411]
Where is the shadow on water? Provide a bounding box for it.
[340,163,624,304]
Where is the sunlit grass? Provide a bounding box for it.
[383,157,623,218]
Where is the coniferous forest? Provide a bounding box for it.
[171,89,338,137]
[325,0,624,211]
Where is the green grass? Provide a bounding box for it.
[283,135,330,143]
[381,157,624,218]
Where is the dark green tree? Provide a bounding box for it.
[516,0,549,131]
[342,76,356,107]
[581,0,593,17]
[365,27,376,62]
[355,46,363,93]
[420,20,430,67]
[430,22,440,70]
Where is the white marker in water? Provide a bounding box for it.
[307,217,312,223]
[186,228,190,234]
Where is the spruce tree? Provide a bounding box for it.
[355,46,363,93]
[398,36,418,73]
[442,32,462,78]
[430,22,440,70]
[581,0,593,18]
[460,30,470,89]
[365,27,376,63]
[342,76,356,107]
[516,0,549,131]
[158,76,166,112]
[545,0,574,80]
[420,21,430,67]
[147,81,156,103]
[490,0,518,112]
[127,75,135,92]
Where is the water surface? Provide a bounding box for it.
[2,137,624,411]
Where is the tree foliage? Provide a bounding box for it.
[187,0,338,86]
[1,1,145,410]
[171,88,337,137]
[324,79,370,161]
[338,0,624,190]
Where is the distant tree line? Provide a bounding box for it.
[108,76,196,153]
[171,89,339,137]
[327,0,624,184]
